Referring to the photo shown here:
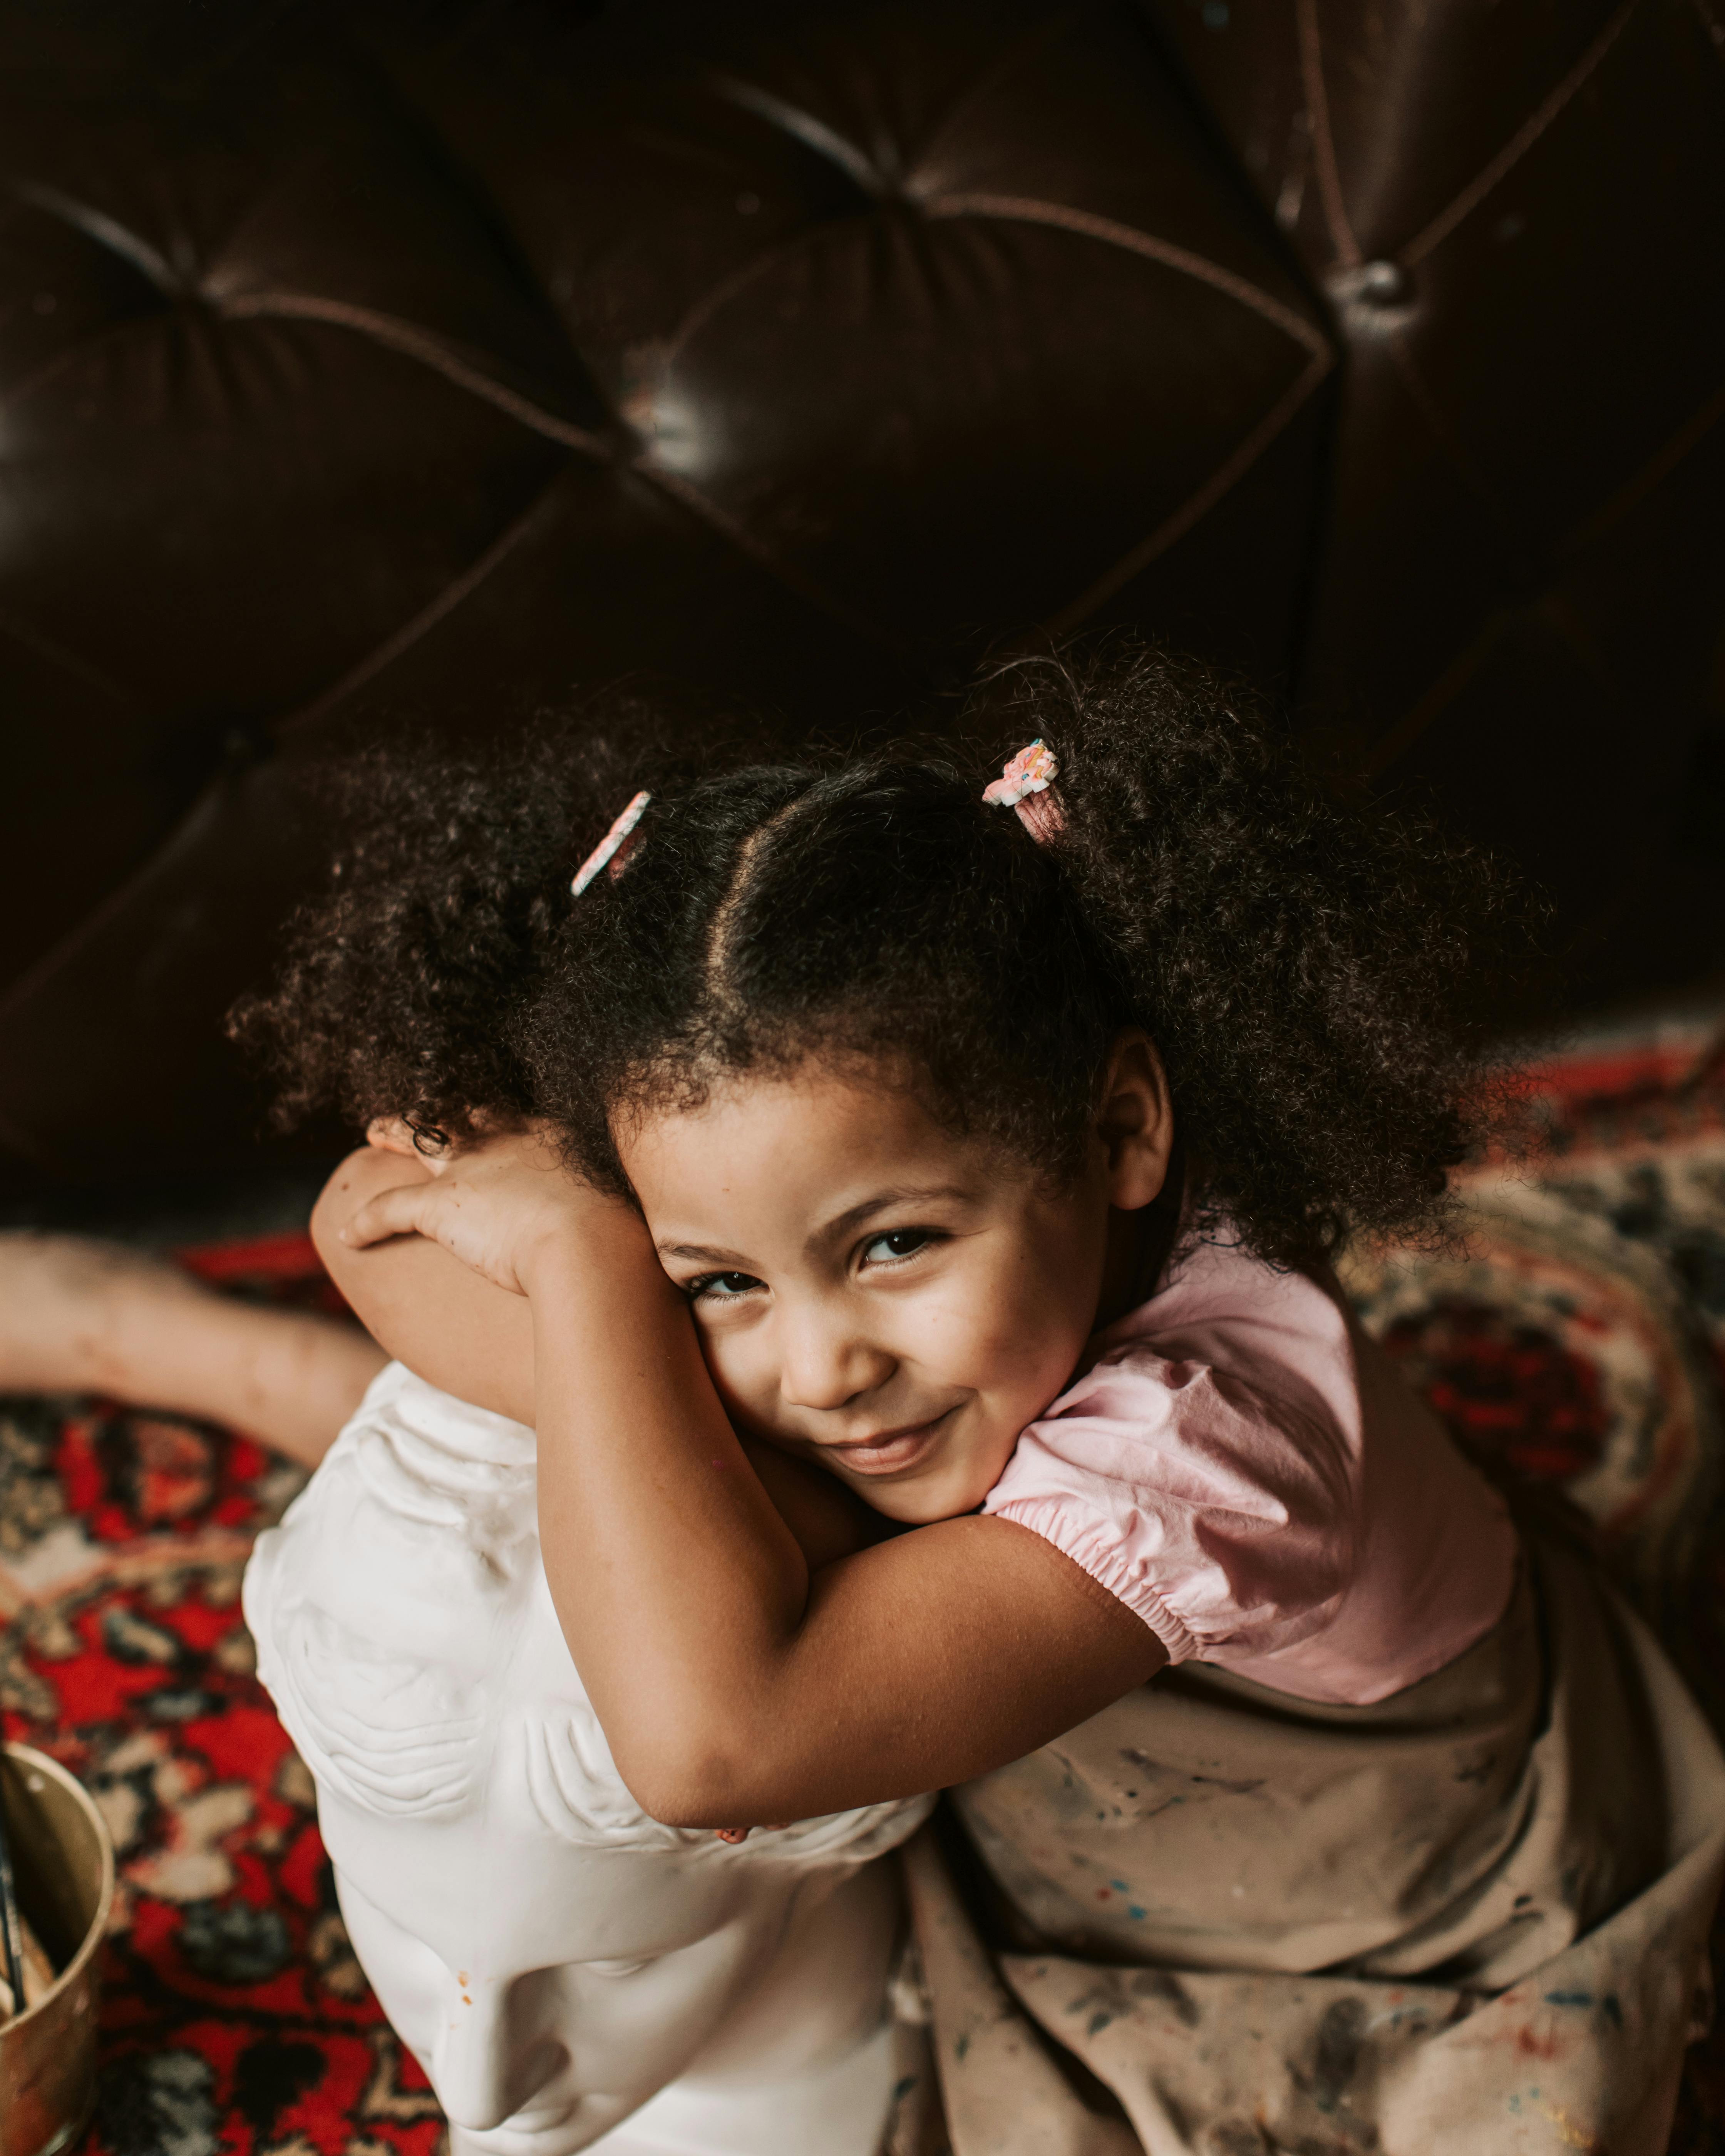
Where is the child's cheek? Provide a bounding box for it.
[964,1272,1092,1401]
[919,1293,1084,1469]
[901,1266,1049,1379]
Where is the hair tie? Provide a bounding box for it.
[571,790,651,896]
[982,740,1063,843]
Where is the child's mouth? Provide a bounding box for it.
[823,1411,953,1476]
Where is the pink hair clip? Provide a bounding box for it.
[982,740,1063,843]
[571,790,651,896]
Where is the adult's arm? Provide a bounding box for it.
[343,1155,1167,1826]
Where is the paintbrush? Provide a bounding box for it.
[0,1786,26,2022]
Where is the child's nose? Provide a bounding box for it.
[778,1311,893,1412]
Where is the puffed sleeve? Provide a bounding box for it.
[981,1345,1361,1667]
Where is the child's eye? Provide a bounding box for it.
[688,1271,763,1301]
[861,1228,938,1267]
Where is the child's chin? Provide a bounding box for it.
[854,1460,996,1527]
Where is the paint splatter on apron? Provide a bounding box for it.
[904,1533,1725,2154]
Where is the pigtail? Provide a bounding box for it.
[975,647,1537,1262]
[229,697,715,1145]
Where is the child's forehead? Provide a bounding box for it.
[625,1065,960,1172]
[618,1067,1009,1230]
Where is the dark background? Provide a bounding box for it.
[3,0,1722,1197]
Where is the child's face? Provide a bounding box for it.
[620,1051,1168,1523]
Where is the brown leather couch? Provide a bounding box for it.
[3,0,1721,1189]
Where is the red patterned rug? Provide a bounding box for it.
[0,1238,444,2156]
[3,1008,1725,2154]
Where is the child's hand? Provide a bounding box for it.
[339,1125,608,1296]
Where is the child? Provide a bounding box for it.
[12,649,1724,2149]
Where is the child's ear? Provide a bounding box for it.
[1095,1031,1174,1211]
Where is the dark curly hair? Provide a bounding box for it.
[232,646,1533,1264]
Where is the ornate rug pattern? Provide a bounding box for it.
[0,1238,442,2156]
[3,1010,1725,2154]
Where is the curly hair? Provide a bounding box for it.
[228,697,763,1148]
[233,646,1534,1264]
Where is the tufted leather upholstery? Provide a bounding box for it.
[1,1,1720,1186]
[1154,0,1725,996]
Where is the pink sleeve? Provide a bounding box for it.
[981,1347,1359,1666]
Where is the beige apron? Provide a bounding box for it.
[904,1535,1725,2154]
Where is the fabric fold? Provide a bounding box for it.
[909,1535,1725,2154]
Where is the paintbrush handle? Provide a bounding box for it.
[0,1791,27,2020]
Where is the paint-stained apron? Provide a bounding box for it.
[903,1533,1725,2154]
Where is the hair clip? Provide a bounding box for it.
[571,790,651,896]
[982,740,1063,843]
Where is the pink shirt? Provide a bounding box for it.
[982,1234,1517,1706]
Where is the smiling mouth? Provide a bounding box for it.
[821,1410,954,1476]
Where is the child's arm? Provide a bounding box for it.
[312,1148,887,1572]
[312,1145,536,1422]
[337,1138,1167,1827]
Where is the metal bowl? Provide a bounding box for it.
[0,1744,116,2156]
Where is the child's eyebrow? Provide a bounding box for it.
[656,1185,976,1268]
[812,1184,975,1249]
